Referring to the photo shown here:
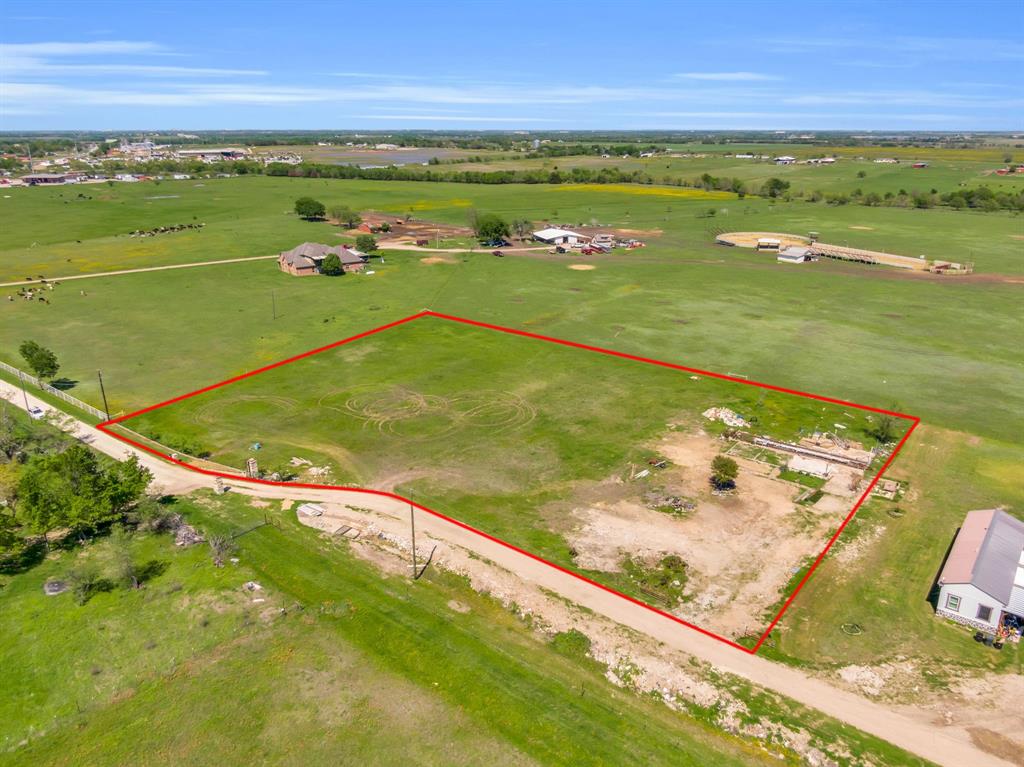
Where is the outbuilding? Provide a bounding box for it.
[936,509,1024,638]
[532,227,585,246]
[778,246,813,263]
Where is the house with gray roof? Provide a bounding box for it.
[278,242,368,276]
[936,509,1024,633]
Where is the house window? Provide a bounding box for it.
[944,594,961,612]
[976,605,993,622]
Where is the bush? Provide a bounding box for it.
[355,234,377,252]
[321,252,343,276]
[710,455,738,490]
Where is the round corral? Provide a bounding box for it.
[716,231,812,249]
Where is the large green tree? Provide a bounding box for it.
[17,447,151,537]
[19,340,60,380]
[294,197,326,220]
[355,234,377,253]
[474,213,510,241]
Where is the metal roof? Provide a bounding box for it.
[533,227,581,240]
[939,509,1024,605]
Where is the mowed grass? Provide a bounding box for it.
[1,175,1021,281]
[765,425,1024,675]
[4,491,928,767]
[124,315,886,580]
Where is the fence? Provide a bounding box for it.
[0,360,109,421]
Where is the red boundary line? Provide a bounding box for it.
[97,311,920,656]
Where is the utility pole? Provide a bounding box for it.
[18,371,30,412]
[97,370,110,420]
[409,503,418,579]
[271,290,277,321]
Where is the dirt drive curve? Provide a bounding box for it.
[0,379,1011,767]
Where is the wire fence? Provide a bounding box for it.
[0,359,109,421]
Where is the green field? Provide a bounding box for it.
[0,486,930,767]
[119,313,895,622]
[1,176,1021,282]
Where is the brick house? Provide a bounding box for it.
[278,242,368,276]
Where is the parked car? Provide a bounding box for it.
[482,239,512,247]
[492,250,504,257]
[27,405,45,420]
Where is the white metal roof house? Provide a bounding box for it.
[532,227,584,246]
[936,509,1024,632]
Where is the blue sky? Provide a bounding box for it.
[1,0,1022,131]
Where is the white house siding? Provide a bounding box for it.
[936,583,1003,630]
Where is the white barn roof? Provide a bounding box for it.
[533,227,581,240]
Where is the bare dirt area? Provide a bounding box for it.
[419,256,457,265]
[716,231,812,249]
[566,428,853,641]
[568,264,596,271]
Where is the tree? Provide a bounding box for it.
[378,221,391,233]
[710,455,739,491]
[19,340,60,380]
[857,170,867,178]
[208,534,235,567]
[762,177,790,198]
[17,447,151,537]
[328,205,361,228]
[320,252,343,276]
[110,523,140,589]
[511,219,532,240]
[355,234,377,253]
[474,213,510,242]
[294,197,326,220]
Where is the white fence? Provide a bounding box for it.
[0,360,109,421]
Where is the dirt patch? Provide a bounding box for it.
[566,428,847,640]
[447,600,471,613]
[1009,234,1024,241]
[848,225,875,230]
[716,231,811,249]
[569,264,596,271]
[420,256,457,265]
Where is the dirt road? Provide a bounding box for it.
[0,379,1010,767]
[0,254,279,288]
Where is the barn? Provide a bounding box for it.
[532,227,585,246]
[936,509,1024,641]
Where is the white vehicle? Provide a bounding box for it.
[27,405,45,420]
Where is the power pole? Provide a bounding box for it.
[18,371,30,412]
[409,503,418,579]
[97,370,110,420]
[271,290,277,321]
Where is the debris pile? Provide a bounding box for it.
[702,407,749,428]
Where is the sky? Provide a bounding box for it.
[1,0,1022,132]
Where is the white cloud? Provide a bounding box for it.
[674,72,782,82]
[0,40,165,56]
[352,114,558,122]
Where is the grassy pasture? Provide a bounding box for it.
[0,173,1021,679]
[418,147,1024,198]
[1,176,1021,282]
[0,494,769,767]
[122,315,891,610]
